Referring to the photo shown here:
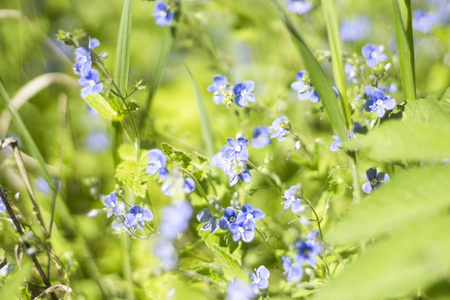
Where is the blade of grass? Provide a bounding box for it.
[185,64,215,158]
[392,0,416,101]
[267,0,346,139]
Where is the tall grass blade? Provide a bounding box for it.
[114,0,133,94]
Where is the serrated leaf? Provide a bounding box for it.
[327,164,450,245]
[161,142,193,169]
[84,93,123,121]
[345,121,450,162]
[314,216,450,300]
[116,145,151,197]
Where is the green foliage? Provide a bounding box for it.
[0,263,32,299]
[84,93,124,121]
[115,144,152,198]
[114,0,133,95]
[161,142,193,170]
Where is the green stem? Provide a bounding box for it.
[255,228,282,266]
[180,168,214,212]
[245,160,281,192]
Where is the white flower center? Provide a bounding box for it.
[246,214,253,220]
[111,202,116,208]
[136,213,142,219]
[376,99,383,105]
[372,51,378,58]
[235,145,242,152]
[238,227,244,233]
[255,277,261,284]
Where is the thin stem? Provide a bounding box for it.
[146,189,159,230]
[179,168,215,212]
[255,228,282,267]
[245,160,281,192]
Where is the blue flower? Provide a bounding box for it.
[88,38,100,50]
[362,44,387,67]
[413,9,438,34]
[251,126,272,149]
[212,147,232,170]
[340,17,371,42]
[285,0,313,15]
[330,123,361,152]
[345,63,358,83]
[35,177,51,195]
[146,149,169,180]
[112,215,133,234]
[0,195,5,213]
[291,71,338,102]
[233,81,255,107]
[270,116,289,141]
[102,192,125,218]
[84,130,110,152]
[154,238,176,270]
[219,207,238,230]
[229,221,255,243]
[127,205,153,231]
[74,47,92,77]
[250,265,270,293]
[364,86,396,118]
[160,201,193,241]
[281,184,305,214]
[362,168,390,194]
[0,262,13,277]
[161,173,196,197]
[225,160,252,186]
[86,103,99,116]
[295,232,322,267]
[197,208,219,233]
[236,204,265,230]
[281,256,303,282]
[379,83,398,94]
[224,137,250,161]
[78,69,104,98]
[226,279,255,300]
[153,1,174,27]
[208,75,229,105]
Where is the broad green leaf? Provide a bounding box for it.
[84,94,123,121]
[314,216,450,300]
[114,0,132,94]
[0,263,32,299]
[267,0,346,139]
[392,0,416,100]
[185,65,216,158]
[403,97,450,126]
[161,142,193,169]
[116,144,151,198]
[327,164,450,245]
[345,121,450,162]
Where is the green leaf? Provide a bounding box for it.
[314,216,450,300]
[403,97,450,126]
[0,263,32,299]
[392,0,416,100]
[345,120,450,162]
[185,65,216,158]
[116,144,151,198]
[161,142,193,169]
[84,93,124,121]
[114,0,132,95]
[267,0,346,139]
[327,164,450,245]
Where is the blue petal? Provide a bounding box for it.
[362,182,373,194]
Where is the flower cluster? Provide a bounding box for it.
[362,168,390,194]
[153,1,174,27]
[291,71,338,103]
[413,9,438,34]
[73,37,104,97]
[340,16,371,42]
[207,75,255,108]
[281,184,306,214]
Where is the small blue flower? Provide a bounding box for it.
[229,221,255,243]
[154,238,177,270]
[161,173,196,197]
[295,232,322,267]
[281,184,305,214]
[340,17,371,42]
[236,204,265,230]
[160,201,193,241]
[35,177,51,195]
[112,215,133,234]
[233,81,255,107]
[208,75,228,105]
[0,195,6,213]
[146,149,169,180]
[225,160,252,186]
[212,147,232,170]
[88,38,100,50]
[74,47,92,77]
[183,178,196,194]
[281,256,303,282]
[102,192,125,218]
[153,1,174,27]
[219,207,238,230]
[127,205,153,231]
[362,168,390,194]
[291,71,338,102]
[197,208,219,233]
[78,69,104,98]
[226,279,255,300]
[285,0,313,15]
[84,130,110,153]
[250,265,270,293]
[224,137,250,161]
[362,44,387,67]
[270,116,289,141]
[379,83,398,94]
[330,123,361,152]
[413,9,438,34]
[251,126,272,149]
[345,63,358,83]
[364,86,396,118]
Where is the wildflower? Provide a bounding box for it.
[285,0,313,15]
[208,75,229,105]
[197,208,219,233]
[340,17,371,42]
[212,147,232,170]
[250,265,270,293]
[153,1,174,27]
[345,63,358,83]
[380,83,398,94]
[0,262,13,277]
[362,168,390,194]
[229,221,255,243]
[413,9,438,34]
[281,256,303,282]
[233,81,255,107]
[0,195,5,213]
[88,38,100,50]
[219,206,238,230]
[224,137,250,161]
[127,205,153,231]
[226,279,256,300]
[270,116,289,141]
[102,192,125,218]
[78,69,104,97]
[236,204,265,230]
[35,177,51,195]
[291,71,338,102]
[330,123,361,152]
[160,201,193,241]
[364,86,396,118]
[295,231,322,267]
[112,215,133,234]
[225,160,252,186]
[251,126,272,149]
[146,149,169,180]
[84,130,110,152]
[154,238,177,270]
[161,173,196,197]
[362,44,387,67]
[74,47,92,77]
[281,184,305,214]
